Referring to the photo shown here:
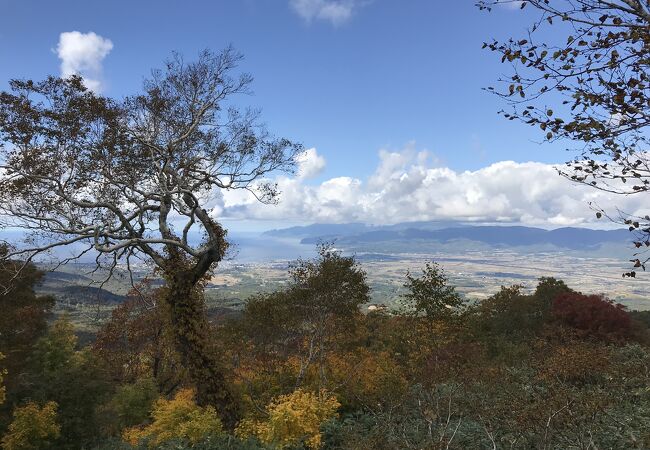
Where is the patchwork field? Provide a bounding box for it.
[35,242,650,338]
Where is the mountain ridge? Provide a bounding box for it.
[264,222,631,250]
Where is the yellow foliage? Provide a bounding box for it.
[1,401,61,450]
[122,388,223,447]
[328,351,408,408]
[237,389,339,449]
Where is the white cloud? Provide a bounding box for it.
[289,0,362,25]
[296,148,326,179]
[497,0,524,9]
[56,31,113,92]
[219,144,647,227]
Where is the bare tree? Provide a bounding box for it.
[478,0,650,275]
[0,47,302,426]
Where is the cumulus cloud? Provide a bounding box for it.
[289,0,362,25]
[56,31,113,92]
[296,148,326,179]
[219,144,647,227]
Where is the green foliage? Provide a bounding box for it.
[321,384,466,450]
[25,317,112,449]
[401,261,463,321]
[0,254,54,408]
[30,317,78,375]
[231,267,650,449]
[288,244,370,320]
[1,401,60,450]
[467,277,572,343]
[533,277,572,306]
[468,285,538,338]
[630,310,650,329]
[241,244,370,345]
[99,378,159,436]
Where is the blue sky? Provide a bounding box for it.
[0,0,637,230]
[0,0,559,173]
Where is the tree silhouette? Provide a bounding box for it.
[479,0,650,275]
[0,48,301,426]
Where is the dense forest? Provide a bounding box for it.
[1,244,650,449]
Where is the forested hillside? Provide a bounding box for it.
[2,245,650,449]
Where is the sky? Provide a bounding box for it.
[0,0,642,231]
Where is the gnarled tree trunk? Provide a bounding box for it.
[163,269,240,429]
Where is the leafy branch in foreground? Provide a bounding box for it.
[478,0,650,275]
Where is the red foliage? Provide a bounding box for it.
[551,292,632,341]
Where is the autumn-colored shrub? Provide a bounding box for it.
[421,342,486,384]
[122,388,223,447]
[327,351,407,410]
[92,289,184,393]
[552,293,632,341]
[237,389,340,449]
[538,342,611,383]
[1,401,61,450]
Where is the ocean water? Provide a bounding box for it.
[225,233,318,263]
[1,229,317,265]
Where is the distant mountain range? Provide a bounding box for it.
[264,222,631,251]
[264,221,464,238]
